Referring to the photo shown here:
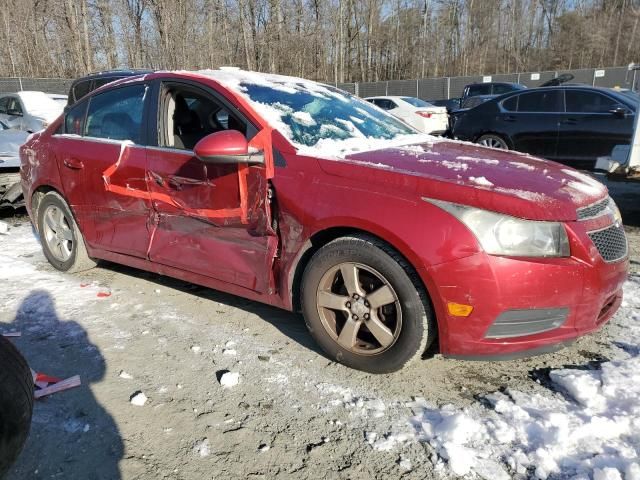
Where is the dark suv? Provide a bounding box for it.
[67,69,153,105]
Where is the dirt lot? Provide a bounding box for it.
[1,175,639,480]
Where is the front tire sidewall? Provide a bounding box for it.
[37,193,80,272]
[302,238,431,373]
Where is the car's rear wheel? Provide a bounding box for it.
[37,191,96,273]
[477,134,509,150]
[0,336,34,477]
[301,234,436,373]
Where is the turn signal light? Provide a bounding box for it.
[447,302,474,317]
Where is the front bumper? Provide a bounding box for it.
[421,221,628,359]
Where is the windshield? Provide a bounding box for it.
[241,84,415,147]
[401,97,432,108]
[199,69,428,158]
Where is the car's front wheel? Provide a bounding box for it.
[301,234,436,373]
[36,191,96,273]
[476,134,509,150]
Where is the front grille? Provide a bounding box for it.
[588,224,628,263]
[577,197,610,220]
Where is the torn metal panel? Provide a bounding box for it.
[0,171,24,208]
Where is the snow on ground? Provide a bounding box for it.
[2,219,639,479]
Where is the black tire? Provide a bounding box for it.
[301,234,436,373]
[476,133,509,150]
[0,336,34,477]
[36,191,96,273]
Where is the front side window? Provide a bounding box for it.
[64,100,88,135]
[517,90,562,113]
[565,91,618,113]
[85,84,146,143]
[0,97,9,114]
[161,85,247,150]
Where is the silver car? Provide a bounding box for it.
[0,91,63,133]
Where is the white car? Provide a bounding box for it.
[0,91,64,133]
[364,96,448,134]
[47,93,69,106]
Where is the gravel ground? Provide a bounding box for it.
[1,175,638,480]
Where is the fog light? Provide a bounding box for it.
[447,302,474,317]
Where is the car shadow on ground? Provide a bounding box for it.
[96,261,332,360]
[3,290,123,480]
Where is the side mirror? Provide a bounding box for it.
[193,130,263,165]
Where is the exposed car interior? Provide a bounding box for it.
[160,85,246,150]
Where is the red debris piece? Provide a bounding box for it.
[97,292,111,298]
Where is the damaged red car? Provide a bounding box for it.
[20,69,628,373]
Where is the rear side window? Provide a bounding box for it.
[64,100,88,135]
[374,99,397,110]
[85,84,146,143]
[72,81,92,103]
[502,96,518,111]
[565,91,618,113]
[517,91,562,112]
[7,98,23,115]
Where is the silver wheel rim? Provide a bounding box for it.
[316,262,402,356]
[42,205,74,262]
[479,136,506,149]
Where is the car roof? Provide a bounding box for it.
[71,69,155,84]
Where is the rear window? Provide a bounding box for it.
[467,84,491,97]
[72,81,92,103]
[402,97,431,108]
[516,91,562,112]
[85,84,146,143]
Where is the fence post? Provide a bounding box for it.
[592,70,596,87]
[355,82,359,97]
[517,72,521,84]
[446,77,451,100]
[416,78,419,98]
[634,70,638,92]
[18,77,23,91]
[385,81,389,95]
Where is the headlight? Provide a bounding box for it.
[426,199,570,257]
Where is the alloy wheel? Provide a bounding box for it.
[316,262,402,355]
[42,205,74,262]
[478,135,507,149]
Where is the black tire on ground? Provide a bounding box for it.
[301,234,437,373]
[0,336,34,477]
[476,133,509,150]
[36,191,96,273]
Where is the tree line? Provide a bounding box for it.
[1,0,638,83]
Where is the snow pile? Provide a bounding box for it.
[368,279,640,479]
[469,176,494,187]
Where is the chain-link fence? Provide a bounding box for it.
[0,66,637,100]
[0,77,72,95]
[336,66,638,100]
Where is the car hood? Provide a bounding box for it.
[316,139,607,222]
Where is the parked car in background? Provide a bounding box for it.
[67,69,154,105]
[451,86,636,169]
[365,96,448,134]
[0,120,28,208]
[21,69,627,373]
[47,93,68,105]
[0,92,63,132]
[458,82,526,109]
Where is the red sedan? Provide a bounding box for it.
[20,69,628,372]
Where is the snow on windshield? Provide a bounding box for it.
[17,91,64,122]
[198,69,432,158]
